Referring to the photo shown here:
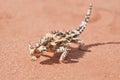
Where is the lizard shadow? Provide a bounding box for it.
[40,41,120,65]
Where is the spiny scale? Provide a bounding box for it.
[29,3,93,63]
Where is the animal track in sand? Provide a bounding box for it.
[90,8,114,26]
[94,8,120,34]
[0,12,12,26]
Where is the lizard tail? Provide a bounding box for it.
[71,3,93,36]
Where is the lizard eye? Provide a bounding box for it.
[42,49,46,51]
[37,46,46,52]
[42,47,47,52]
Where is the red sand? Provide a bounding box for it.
[0,0,120,80]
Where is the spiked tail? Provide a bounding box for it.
[71,3,93,36]
[77,3,92,33]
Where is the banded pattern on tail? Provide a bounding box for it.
[77,3,92,34]
[71,3,92,36]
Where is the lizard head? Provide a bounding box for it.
[28,44,47,61]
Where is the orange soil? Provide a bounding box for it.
[0,0,120,80]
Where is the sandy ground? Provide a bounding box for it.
[0,0,120,80]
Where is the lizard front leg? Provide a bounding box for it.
[56,46,68,63]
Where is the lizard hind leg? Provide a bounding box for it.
[72,38,87,51]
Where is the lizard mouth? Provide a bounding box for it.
[30,49,42,61]
[31,53,41,61]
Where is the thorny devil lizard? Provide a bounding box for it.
[29,3,93,63]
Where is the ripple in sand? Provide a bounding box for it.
[90,8,114,26]
[0,12,12,26]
